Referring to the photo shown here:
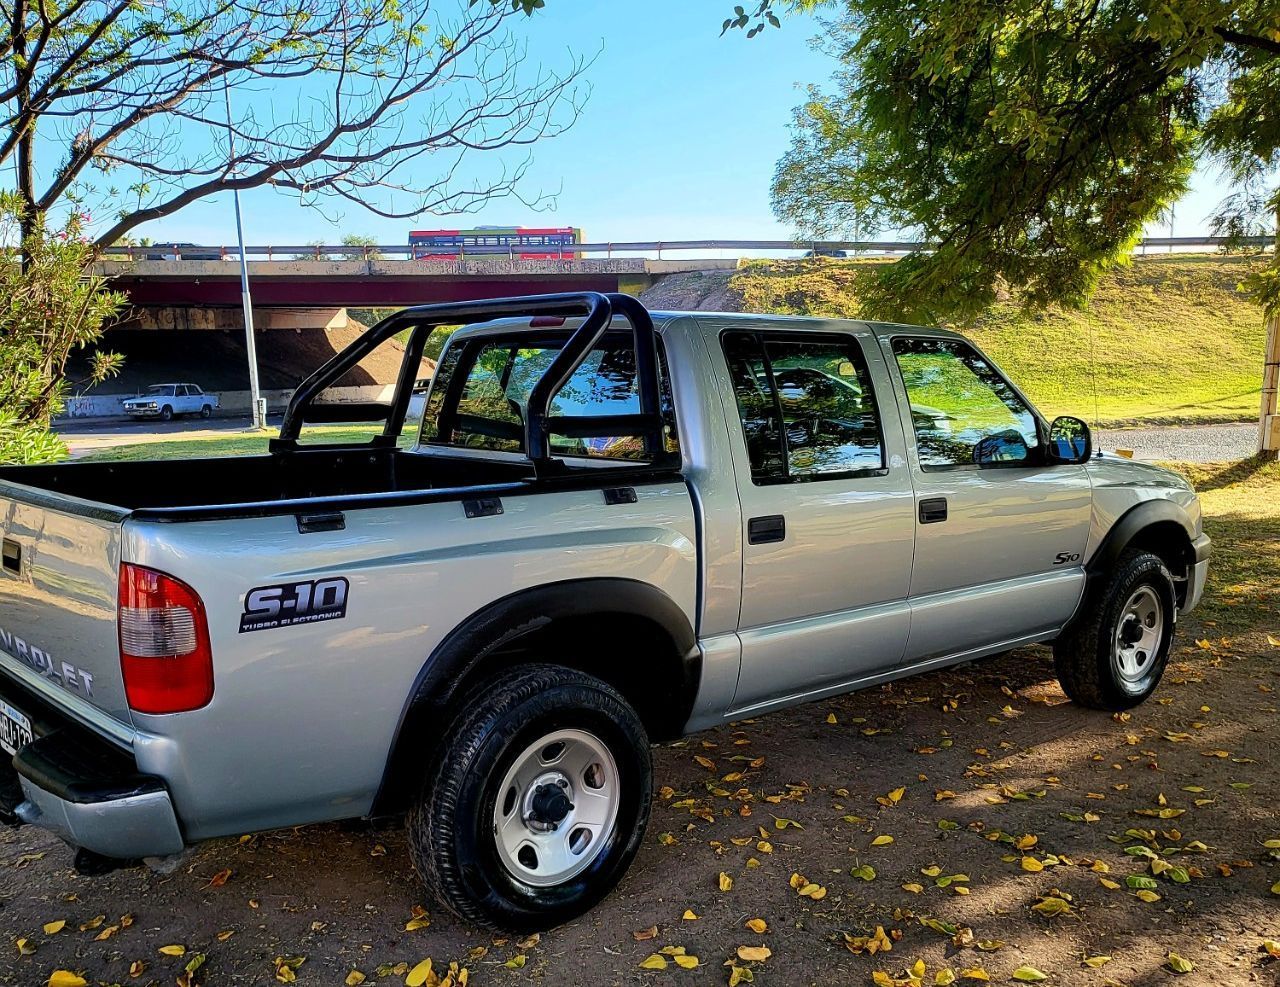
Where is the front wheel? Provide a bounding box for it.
[159,405,173,422]
[408,664,652,931]
[1053,549,1176,710]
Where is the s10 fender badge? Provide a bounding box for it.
[239,578,349,633]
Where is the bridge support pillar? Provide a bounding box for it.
[616,274,652,297]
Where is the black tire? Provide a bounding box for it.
[160,405,173,422]
[408,664,652,932]
[200,404,212,419]
[1053,549,1176,711]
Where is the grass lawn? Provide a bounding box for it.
[76,424,400,462]
[732,254,1269,427]
[1166,455,1280,632]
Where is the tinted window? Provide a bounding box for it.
[891,338,1039,468]
[722,331,884,483]
[424,336,678,461]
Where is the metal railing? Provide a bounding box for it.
[97,235,1276,262]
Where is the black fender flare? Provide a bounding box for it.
[1086,499,1197,576]
[371,578,698,816]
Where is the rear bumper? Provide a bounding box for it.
[1,673,184,859]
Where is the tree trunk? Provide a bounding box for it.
[11,0,37,261]
[1259,206,1280,457]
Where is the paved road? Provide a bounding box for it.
[59,417,1258,463]
[1095,421,1255,462]
[56,414,285,456]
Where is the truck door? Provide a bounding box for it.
[881,334,1092,662]
[713,324,916,714]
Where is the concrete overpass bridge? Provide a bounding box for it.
[91,255,737,329]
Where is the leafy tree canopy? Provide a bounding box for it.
[0,194,124,463]
[732,0,1279,321]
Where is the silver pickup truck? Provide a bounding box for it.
[0,293,1209,931]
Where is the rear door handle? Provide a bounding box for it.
[747,515,786,544]
[919,497,948,524]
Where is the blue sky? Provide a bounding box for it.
[145,0,1224,247]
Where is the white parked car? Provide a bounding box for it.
[121,384,219,421]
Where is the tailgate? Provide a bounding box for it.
[0,486,132,727]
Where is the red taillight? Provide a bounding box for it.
[528,316,566,328]
[118,564,214,714]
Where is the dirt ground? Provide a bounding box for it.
[3,461,1279,987]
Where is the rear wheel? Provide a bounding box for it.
[408,664,652,931]
[1053,549,1176,710]
[200,404,212,419]
[159,405,173,422]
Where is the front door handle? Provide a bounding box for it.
[919,497,948,524]
[747,514,786,544]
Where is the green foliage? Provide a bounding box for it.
[760,0,1280,322]
[341,234,383,260]
[0,195,125,465]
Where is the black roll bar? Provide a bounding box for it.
[273,291,674,474]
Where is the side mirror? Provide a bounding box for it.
[973,429,1030,465]
[1047,415,1092,464]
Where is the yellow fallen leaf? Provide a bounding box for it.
[207,868,232,888]
[1166,953,1195,974]
[406,958,434,986]
[504,955,526,970]
[902,882,924,894]
[746,918,768,934]
[826,713,838,724]
[158,945,186,957]
[47,973,88,987]
[960,968,989,981]
[871,835,894,846]
[737,946,772,962]
[885,787,906,804]
[911,960,927,979]
[682,909,699,920]
[1082,955,1111,968]
[1135,889,1162,903]
[43,921,66,935]
[638,954,667,970]
[936,971,957,986]
[694,755,715,770]
[1267,635,1280,647]
[1099,877,1121,890]
[633,926,659,941]
[674,954,700,969]
[1011,967,1047,982]
[728,965,755,986]
[719,872,733,892]
[1020,857,1044,872]
[345,973,366,986]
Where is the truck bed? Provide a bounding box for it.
[0,447,545,515]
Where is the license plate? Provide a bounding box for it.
[0,698,32,756]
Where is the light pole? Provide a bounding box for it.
[224,77,265,430]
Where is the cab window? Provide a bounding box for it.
[722,331,884,484]
[423,336,679,461]
[891,338,1039,468]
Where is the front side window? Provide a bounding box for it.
[423,335,679,461]
[891,338,1039,468]
[722,331,884,484]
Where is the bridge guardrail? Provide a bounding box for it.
[98,235,1276,262]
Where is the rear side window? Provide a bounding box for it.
[721,331,884,484]
[423,336,679,461]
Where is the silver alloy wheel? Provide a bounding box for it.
[1113,585,1164,689]
[492,728,620,888]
